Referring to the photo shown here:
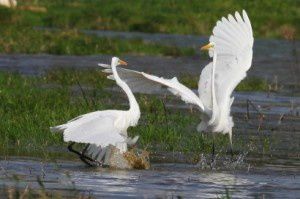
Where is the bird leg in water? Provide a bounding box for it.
[67,142,81,156]
[212,140,215,160]
[229,144,234,160]
[210,138,216,169]
[67,142,102,167]
[161,99,169,134]
[80,144,99,167]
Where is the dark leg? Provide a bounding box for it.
[161,99,169,134]
[210,137,215,169]
[212,139,215,162]
[68,142,82,156]
[82,144,90,154]
[80,144,102,167]
[79,144,95,167]
[68,142,101,167]
[230,145,234,159]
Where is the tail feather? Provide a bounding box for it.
[50,124,66,133]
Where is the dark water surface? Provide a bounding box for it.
[0,157,299,198]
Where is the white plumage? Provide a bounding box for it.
[100,10,253,144]
[50,57,140,153]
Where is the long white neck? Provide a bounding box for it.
[111,63,140,119]
[208,50,219,125]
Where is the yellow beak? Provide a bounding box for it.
[200,43,213,51]
[118,59,128,66]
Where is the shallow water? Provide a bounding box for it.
[0,157,299,198]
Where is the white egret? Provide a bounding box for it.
[50,57,140,166]
[100,10,253,150]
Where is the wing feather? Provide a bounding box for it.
[99,64,204,111]
[199,10,254,132]
[50,111,125,147]
[142,73,204,110]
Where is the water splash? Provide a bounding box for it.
[196,151,249,171]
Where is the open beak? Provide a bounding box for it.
[118,59,128,66]
[200,43,213,51]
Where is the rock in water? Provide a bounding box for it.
[103,145,150,169]
[124,148,150,169]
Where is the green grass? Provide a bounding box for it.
[0,69,236,160]
[0,70,106,157]
[0,27,195,56]
[236,77,268,92]
[179,74,268,92]
[179,74,199,89]
[0,67,271,159]
[3,0,298,39]
[0,0,298,56]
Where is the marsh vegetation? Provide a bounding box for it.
[1,0,298,38]
[0,69,271,160]
[0,0,298,57]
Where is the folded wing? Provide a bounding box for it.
[50,111,124,147]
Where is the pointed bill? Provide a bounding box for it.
[200,43,214,51]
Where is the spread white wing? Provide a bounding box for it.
[50,111,125,147]
[99,64,205,111]
[198,10,253,131]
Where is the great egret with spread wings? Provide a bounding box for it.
[50,57,140,166]
[100,10,253,151]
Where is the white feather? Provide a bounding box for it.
[199,10,253,136]
[51,57,141,153]
[97,11,254,142]
[99,64,205,111]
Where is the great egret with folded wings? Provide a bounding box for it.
[50,57,140,166]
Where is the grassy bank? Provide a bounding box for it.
[0,69,269,160]
[0,27,195,56]
[179,74,268,92]
[0,0,298,57]
[2,0,298,39]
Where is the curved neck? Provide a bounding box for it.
[209,50,219,124]
[212,51,218,108]
[111,64,140,116]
